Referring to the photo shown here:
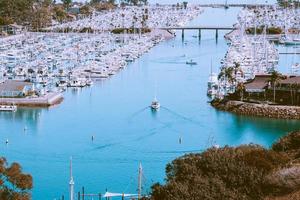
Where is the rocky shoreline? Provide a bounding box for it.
[211,100,300,120]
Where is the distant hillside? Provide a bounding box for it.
[149,131,300,200]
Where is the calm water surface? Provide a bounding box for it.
[1,6,300,200]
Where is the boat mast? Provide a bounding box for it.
[210,59,212,74]
[138,163,142,200]
[69,157,74,200]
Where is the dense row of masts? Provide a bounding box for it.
[67,158,143,200]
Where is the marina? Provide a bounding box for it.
[3,0,300,199]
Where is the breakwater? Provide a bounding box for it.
[212,100,300,120]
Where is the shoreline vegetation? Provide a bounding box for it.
[148,131,300,200]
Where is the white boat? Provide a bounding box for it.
[207,73,219,96]
[86,79,93,86]
[279,35,300,45]
[207,60,219,96]
[186,59,197,65]
[151,98,160,110]
[68,78,86,87]
[56,80,68,87]
[0,104,17,112]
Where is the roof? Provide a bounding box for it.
[244,75,270,91]
[280,76,300,85]
[8,24,23,29]
[0,80,32,92]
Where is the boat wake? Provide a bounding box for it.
[123,147,203,155]
[133,123,172,142]
[160,106,203,127]
[127,106,150,123]
[94,143,119,150]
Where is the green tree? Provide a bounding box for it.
[268,70,284,103]
[236,82,245,101]
[53,5,67,23]
[183,1,188,9]
[79,5,92,16]
[0,0,35,25]
[0,157,33,200]
[218,66,235,95]
[62,0,72,9]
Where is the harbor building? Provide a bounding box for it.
[0,80,35,98]
[242,75,300,105]
[0,24,23,36]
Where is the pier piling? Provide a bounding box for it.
[82,187,85,200]
[78,192,81,200]
[216,29,219,39]
[182,29,184,39]
[198,29,201,39]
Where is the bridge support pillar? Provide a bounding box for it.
[182,29,184,39]
[198,29,201,39]
[216,29,218,39]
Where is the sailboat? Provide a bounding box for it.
[224,0,229,9]
[151,96,160,110]
[207,59,218,96]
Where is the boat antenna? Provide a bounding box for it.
[69,157,74,200]
[138,162,143,200]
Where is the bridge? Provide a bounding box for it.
[159,26,237,39]
[197,4,273,8]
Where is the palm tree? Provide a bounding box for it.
[236,82,245,101]
[218,66,235,95]
[268,70,284,103]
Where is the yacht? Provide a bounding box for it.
[86,79,93,86]
[151,98,160,110]
[56,80,68,87]
[0,104,17,112]
[279,35,300,45]
[68,78,86,87]
[207,73,219,96]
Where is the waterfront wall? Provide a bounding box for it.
[0,92,63,107]
[211,100,300,120]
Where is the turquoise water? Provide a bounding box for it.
[1,6,300,200]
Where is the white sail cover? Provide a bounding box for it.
[103,192,137,198]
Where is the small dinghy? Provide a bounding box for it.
[186,59,197,65]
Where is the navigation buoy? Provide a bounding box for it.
[5,139,8,144]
